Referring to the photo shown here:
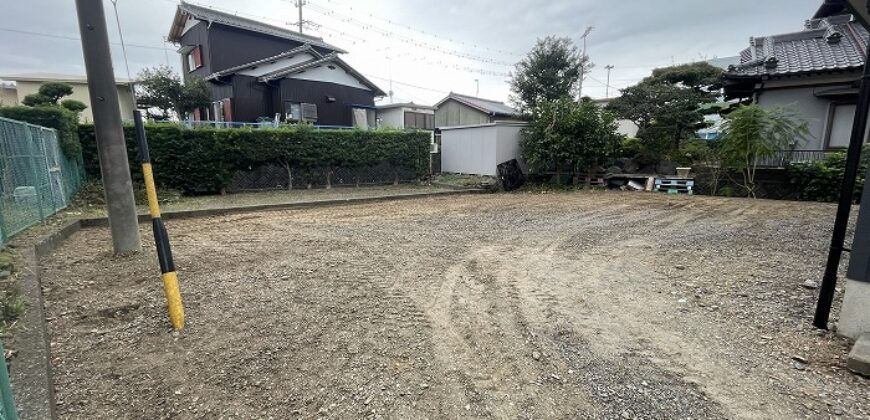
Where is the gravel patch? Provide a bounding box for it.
[40,191,869,418]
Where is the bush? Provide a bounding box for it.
[78,124,431,194]
[521,98,622,175]
[0,106,81,157]
[787,147,869,203]
[674,139,713,166]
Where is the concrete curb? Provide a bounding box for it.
[847,333,870,377]
[12,219,82,420]
[79,189,489,227]
[7,188,488,418]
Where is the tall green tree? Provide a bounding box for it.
[510,36,591,112]
[136,66,211,120]
[719,103,809,198]
[607,62,723,161]
[521,98,622,179]
[21,82,86,115]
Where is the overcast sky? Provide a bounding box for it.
[0,0,824,105]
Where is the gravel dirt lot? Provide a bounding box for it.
[40,191,869,419]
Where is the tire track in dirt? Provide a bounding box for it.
[423,250,594,418]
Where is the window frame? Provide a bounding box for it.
[824,100,863,150]
[187,45,203,73]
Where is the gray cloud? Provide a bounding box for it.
[0,0,825,103]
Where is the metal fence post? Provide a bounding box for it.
[22,125,45,221]
[40,128,59,213]
[0,340,19,420]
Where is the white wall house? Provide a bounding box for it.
[591,98,639,138]
[440,122,527,176]
[724,12,869,151]
[0,73,136,123]
[376,103,435,130]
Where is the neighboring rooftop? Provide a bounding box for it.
[435,92,520,117]
[0,72,133,85]
[706,56,741,70]
[168,1,345,53]
[204,44,324,81]
[726,14,869,78]
[376,102,435,110]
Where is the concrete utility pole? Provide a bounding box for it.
[75,0,141,254]
[295,0,306,33]
[604,65,614,98]
[577,26,594,100]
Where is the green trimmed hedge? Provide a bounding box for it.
[0,106,81,157]
[787,147,869,203]
[78,124,431,194]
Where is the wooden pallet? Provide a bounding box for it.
[655,178,694,195]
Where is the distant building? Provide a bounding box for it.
[724,6,869,150]
[434,92,524,128]
[376,103,435,130]
[0,82,16,108]
[591,98,640,138]
[167,1,385,127]
[0,73,135,123]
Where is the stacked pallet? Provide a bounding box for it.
[655,178,694,195]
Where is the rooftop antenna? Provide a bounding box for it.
[577,26,594,100]
[294,0,307,33]
[388,57,394,104]
[604,65,614,98]
[162,36,171,67]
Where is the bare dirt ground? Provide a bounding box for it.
[40,191,869,419]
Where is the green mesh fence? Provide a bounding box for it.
[0,117,85,248]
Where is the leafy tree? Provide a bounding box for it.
[607,62,723,162]
[60,99,88,113]
[135,66,211,120]
[651,62,725,91]
[21,82,85,112]
[22,93,53,107]
[719,103,809,198]
[38,82,74,103]
[510,36,590,112]
[521,98,622,180]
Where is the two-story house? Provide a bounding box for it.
[167,1,385,127]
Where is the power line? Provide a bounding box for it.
[301,1,516,66]
[309,0,522,57]
[0,26,168,52]
[171,0,513,77]
[0,24,451,100]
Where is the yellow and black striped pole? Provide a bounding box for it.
[134,110,185,330]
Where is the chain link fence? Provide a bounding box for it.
[0,117,85,248]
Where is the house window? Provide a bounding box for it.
[404,111,434,130]
[826,103,870,149]
[187,45,202,72]
[284,102,317,123]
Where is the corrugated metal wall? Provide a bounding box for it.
[440,123,527,176]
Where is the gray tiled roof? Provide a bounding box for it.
[436,93,520,117]
[727,14,868,78]
[169,1,345,53]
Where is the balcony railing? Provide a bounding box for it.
[755,150,839,168]
[700,150,840,169]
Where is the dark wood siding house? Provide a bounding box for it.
[167,1,385,127]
